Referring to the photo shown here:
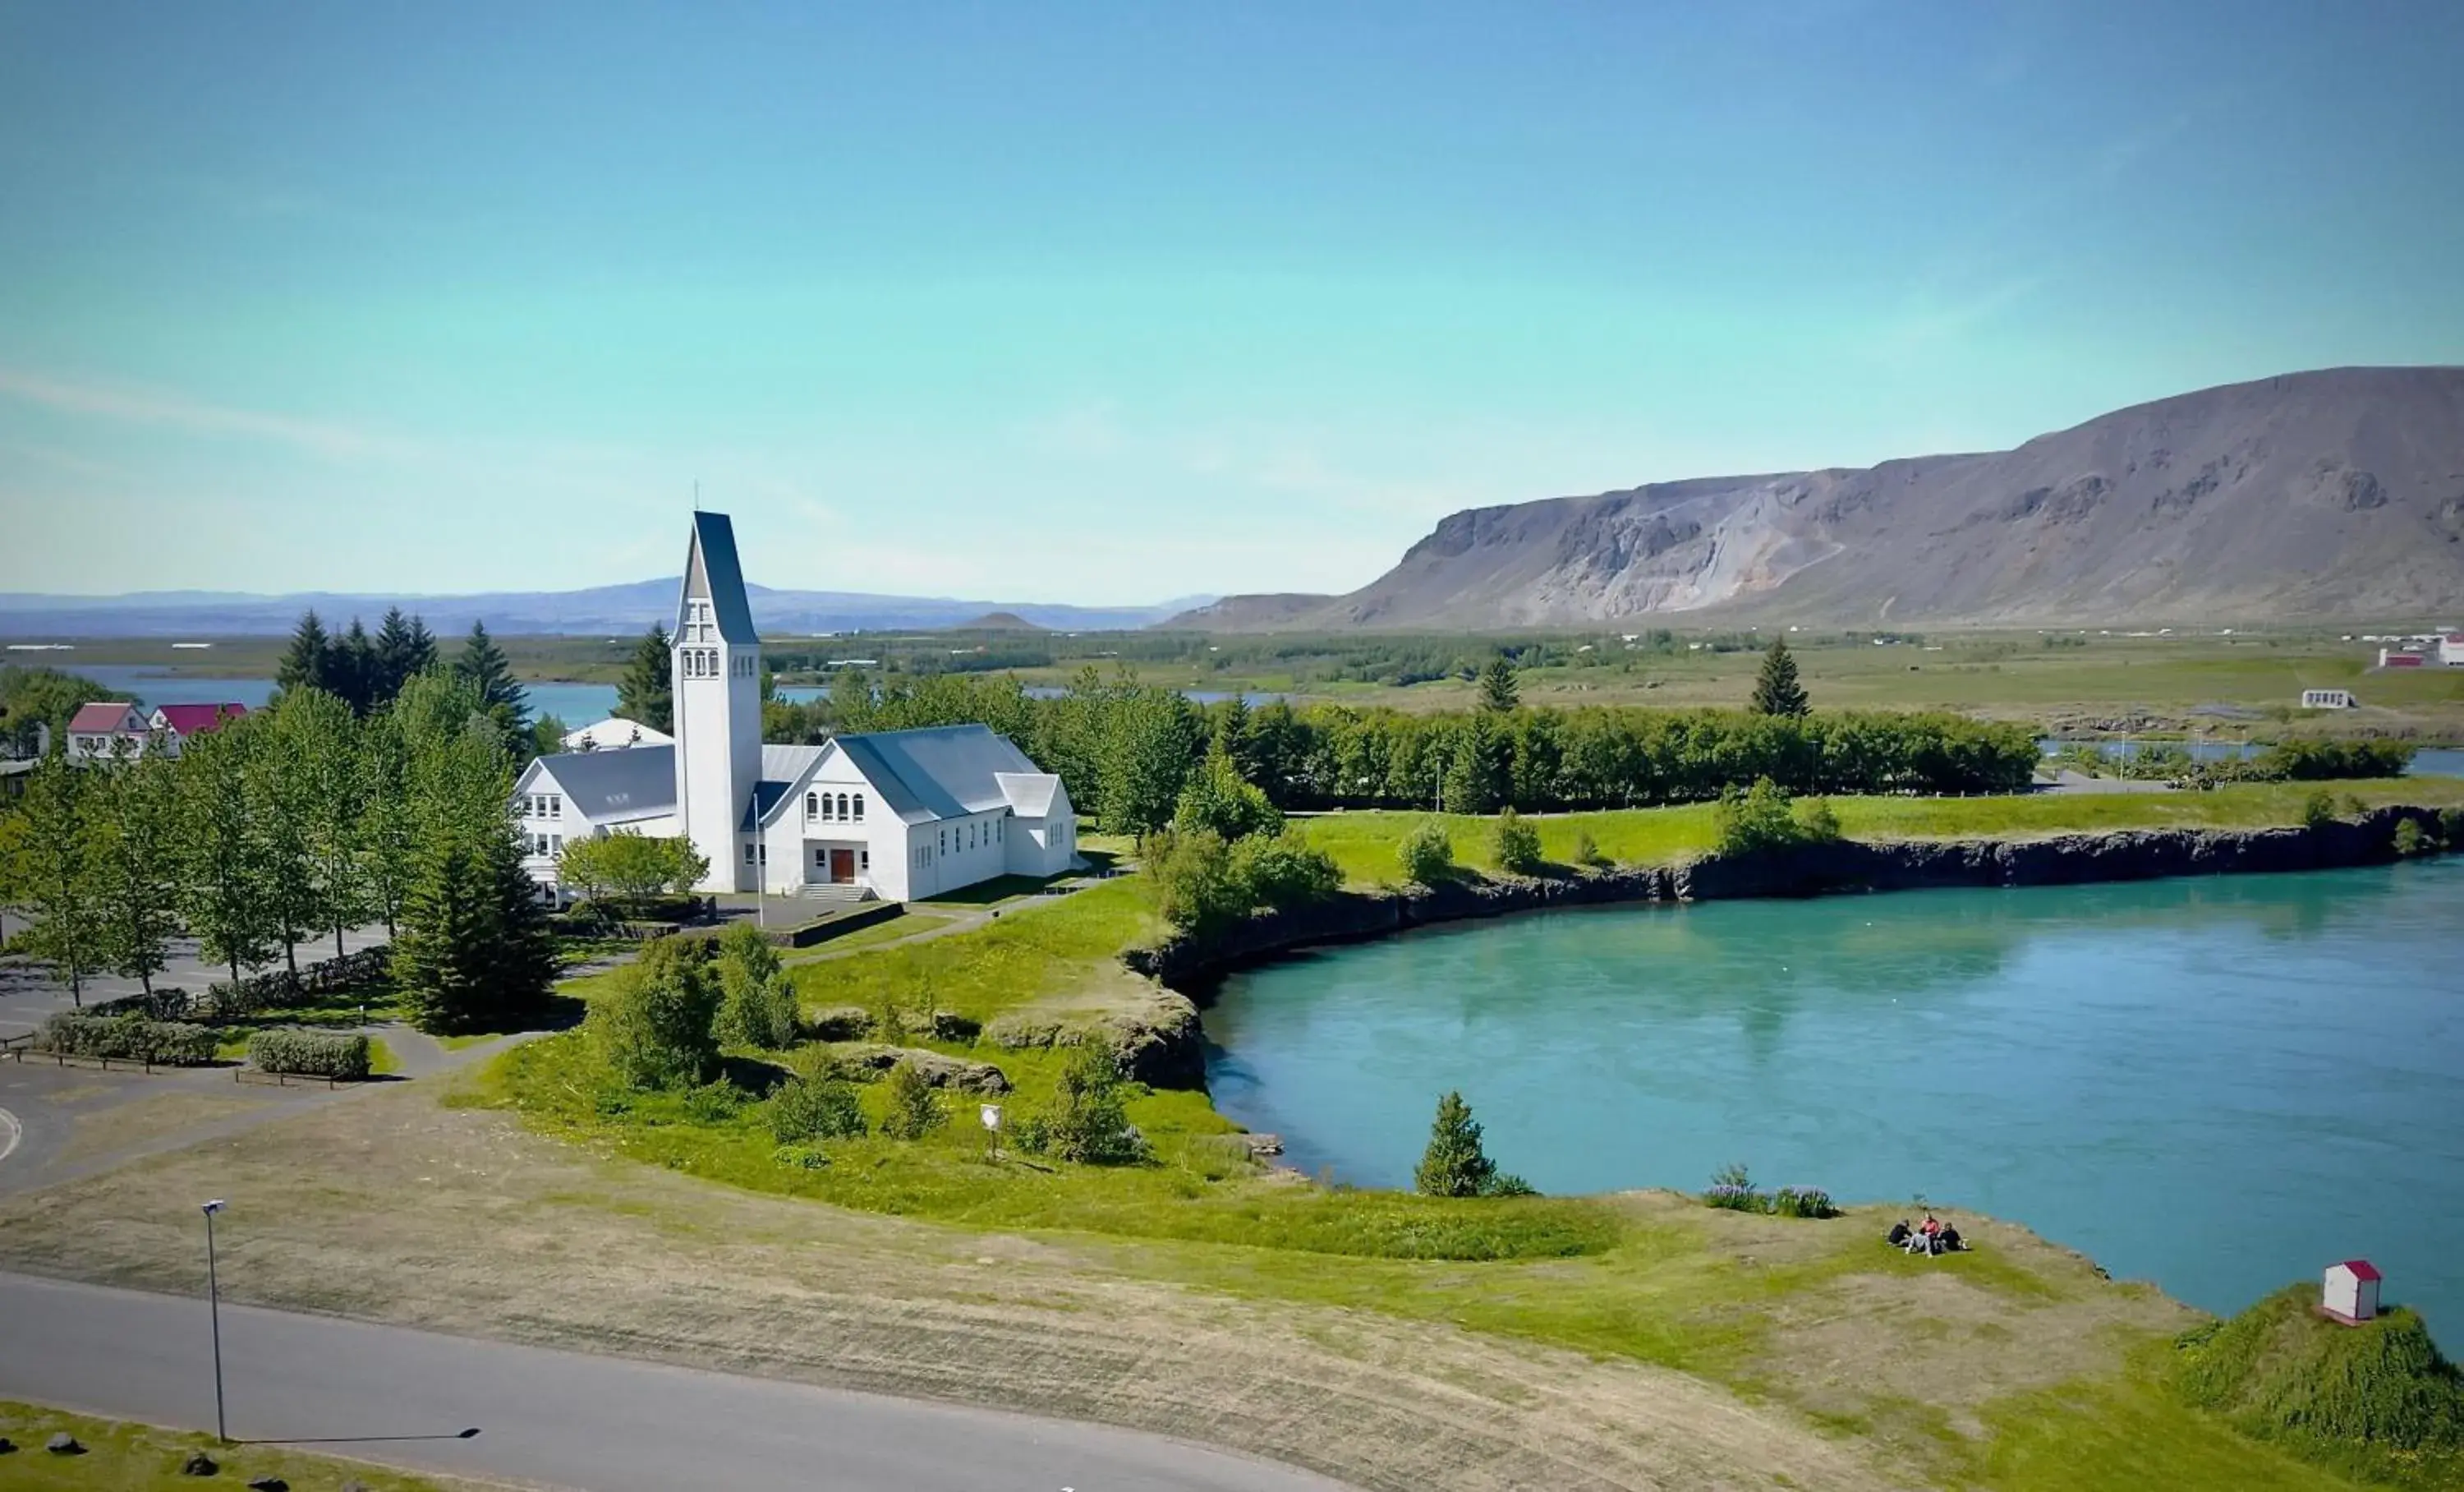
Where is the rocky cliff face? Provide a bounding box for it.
[1170,366,2464,629]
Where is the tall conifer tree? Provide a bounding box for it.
[1750,638,1810,717]
[453,621,530,745]
[276,610,332,697]
[616,621,673,734]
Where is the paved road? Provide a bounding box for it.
[0,1274,1346,1492]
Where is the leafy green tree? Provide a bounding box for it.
[453,621,530,747]
[278,688,371,958]
[616,622,674,735]
[1750,638,1810,717]
[530,713,568,759]
[713,922,799,1048]
[1171,746,1282,842]
[1414,1090,1497,1197]
[276,610,333,698]
[1712,777,1802,854]
[1398,819,1454,885]
[1478,656,1520,713]
[372,606,438,703]
[175,721,275,984]
[1227,830,1341,909]
[90,744,182,993]
[11,756,106,1003]
[0,665,107,757]
[1096,684,1200,837]
[1490,807,1543,874]
[880,1057,947,1140]
[1147,829,1246,936]
[356,707,418,938]
[557,831,707,910]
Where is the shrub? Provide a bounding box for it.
[34,1012,216,1066]
[587,937,721,1090]
[1491,808,1543,874]
[713,923,799,1049]
[769,1074,867,1143]
[2443,807,2464,846]
[1570,830,1605,868]
[1017,1046,1143,1164]
[2394,818,2430,857]
[1703,1162,1763,1211]
[1171,747,1283,842]
[1397,819,1454,885]
[1772,1186,1837,1219]
[1230,830,1342,909]
[2301,790,2338,829]
[1794,797,1842,844]
[2259,739,2415,781]
[247,1027,372,1080]
[1712,779,1800,855]
[879,1057,945,1140]
[1147,827,1248,936]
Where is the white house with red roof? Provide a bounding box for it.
[2323,1259,2382,1324]
[64,700,247,762]
[148,702,249,758]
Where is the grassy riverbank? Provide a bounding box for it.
[457,785,2464,1490]
[0,1401,495,1491]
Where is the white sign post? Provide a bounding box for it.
[979,1102,1003,1163]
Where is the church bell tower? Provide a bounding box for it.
[671,511,763,891]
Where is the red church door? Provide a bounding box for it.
[830,849,856,884]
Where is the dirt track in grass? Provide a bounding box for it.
[0,1080,1907,1492]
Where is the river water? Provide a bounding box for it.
[1205,859,2464,1327]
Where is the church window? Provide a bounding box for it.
[836,792,850,820]
[807,791,819,819]
[853,794,864,822]
[939,828,946,854]
[744,844,756,864]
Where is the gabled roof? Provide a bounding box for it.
[153,702,247,735]
[562,717,673,751]
[2335,1259,2383,1282]
[746,744,829,829]
[679,511,759,644]
[995,771,1065,819]
[828,725,1044,826]
[530,744,678,822]
[68,702,142,733]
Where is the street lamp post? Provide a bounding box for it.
[200,1200,227,1443]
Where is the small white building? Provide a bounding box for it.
[508,510,1078,905]
[562,716,673,753]
[2299,688,2356,710]
[64,702,149,761]
[2324,1259,2382,1324]
[2443,633,2464,667]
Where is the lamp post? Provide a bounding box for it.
[200,1200,227,1443]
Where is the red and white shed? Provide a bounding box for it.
[2323,1259,2382,1324]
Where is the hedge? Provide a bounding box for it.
[246,1027,373,1080]
[34,1012,218,1066]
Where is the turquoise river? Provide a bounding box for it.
[1204,857,2464,1328]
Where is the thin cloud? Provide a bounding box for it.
[0,365,420,461]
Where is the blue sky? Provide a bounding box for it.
[4,1,2460,602]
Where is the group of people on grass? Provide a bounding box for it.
[1886,1213,1965,1256]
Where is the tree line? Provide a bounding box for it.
[0,670,555,1034]
[280,607,549,756]
[761,663,2040,837]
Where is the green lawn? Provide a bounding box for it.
[1297,780,2464,885]
[784,909,954,960]
[0,1401,475,1491]
[480,788,2464,1492]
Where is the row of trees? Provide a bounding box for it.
[772,666,2039,836]
[0,671,555,1033]
[278,608,536,750]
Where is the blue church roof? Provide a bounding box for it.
[683,510,759,644]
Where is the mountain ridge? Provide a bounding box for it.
[1171,366,2464,629]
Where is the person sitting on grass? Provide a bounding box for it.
[1912,1213,1943,1255]
[1938,1220,1963,1253]
[1886,1219,1913,1248]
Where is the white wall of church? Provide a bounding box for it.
[670,580,761,893]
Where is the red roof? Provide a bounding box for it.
[154,702,248,735]
[2336,1259,2382,1282]
[67,702,140,733]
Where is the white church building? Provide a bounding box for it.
[510,511,1078,904]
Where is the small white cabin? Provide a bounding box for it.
[2323,1259,2382,1324]
[2299,688,2356,711]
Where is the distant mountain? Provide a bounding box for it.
[1172,367,2464,629]
[949,611,1048,632]
[0,581,1216,638]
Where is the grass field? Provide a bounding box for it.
[1298,779,2464,884]
[0,1400,494,1491]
